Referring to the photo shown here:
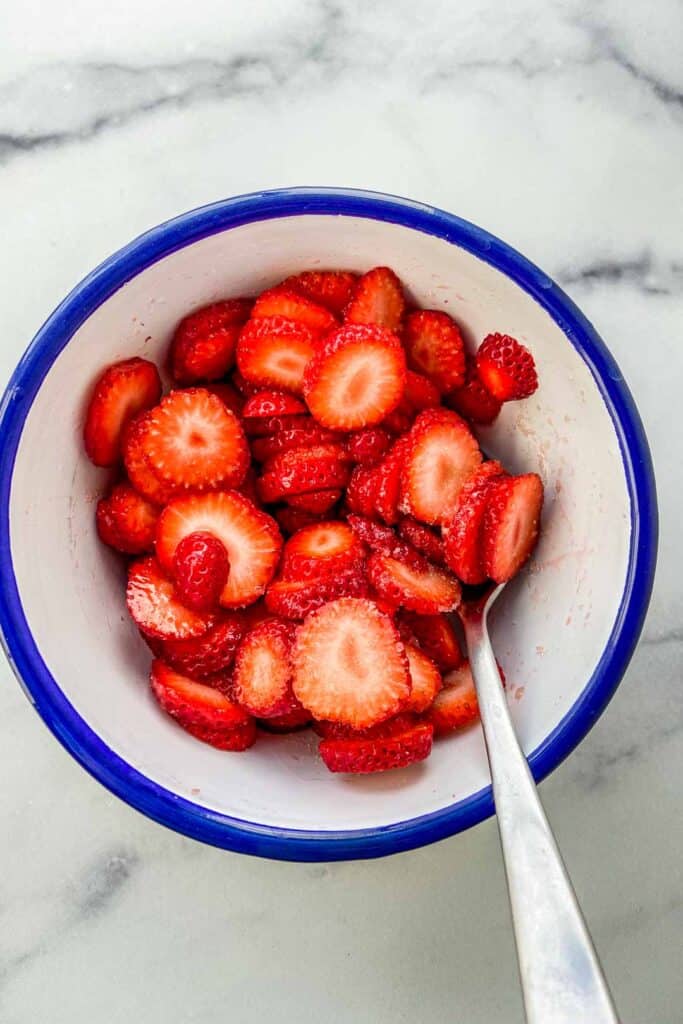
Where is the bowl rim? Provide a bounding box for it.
[0,187,658,861]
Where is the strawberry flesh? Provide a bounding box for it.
[404,643,443,713]
[367,552,461,615]
[483,473,543,582]
[400,408,482,525]
[403,310,466,393]
[242,390,307,418]
[251,287,338,335]
[344,267,405,332]
[319,720,433,773]
[127,557,217,640]
[237,316,316,394]
[150,659,255,750]
[443,461,507,584]
[84,357,162,467]
[96,481,158,554]
[280,270,358,315]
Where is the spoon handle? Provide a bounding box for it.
[463,607,620,1024]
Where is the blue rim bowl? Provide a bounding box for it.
[0,188,658,861]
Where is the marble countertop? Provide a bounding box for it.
[1,2,681,1021]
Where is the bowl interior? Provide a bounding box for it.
[7,212,631,834]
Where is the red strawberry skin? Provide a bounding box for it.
[251,288,338,335]
[344,267,405,332]
[258,706,312,732]
[169,299,252,384]
[257,445,350,503]
[265,568,369,620]
[286,489,342,514]
[173,531,230,612]
[482,473,543,582]
[428,662,480,735]
[398,612,463,671]
[96,481,158,554]
[242,391,307,418]
[403,310,466,393]
[367,552,461,615]
[150,660,256,750]
[476,333,538,401]
[84,358,162,467]
[346,427,392,466]
[127,557,217,640]
[281,521,363,580]
[444,354,502,425]
[122,413,176,506]
[281,270,358,315]
[319,720,433,773]
[147,614,245,678]
[398,517,445,566]
[443,461,507,584]
[232,618,299,718]
[275,505,327,536]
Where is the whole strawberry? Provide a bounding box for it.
[173,531,230,612]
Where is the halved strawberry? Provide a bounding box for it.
[443,461,507,584]
[265,567,368,620]
[232,618,299,718]
[444,354,502,425]
[127,557,216,639]
[258,706,312,732]
[275,505,327,536]
[404,643,443,713]
[96,481,158,554]
[398,517,445,566]
[236,316,316,394]
[84,358,162,467]
[286,489,342,514]
[122,413,176,505]
[303,324,406,430]
[319,720,433,773]
[400,408,482,525]
[398,612,463,671]
[150,659,255,750]
[292,597,411,728]
[204,381,245,417]
[344,267,405,332]
[367,552,461,614]
[281,521,363,580]
[251,288,338,335]
[476,333,538,401]
[173,531,230,612]
[143,388,249,491]
[169,299,252,384]
[257,444,350,503]
[156,491,282,608]
[428,661,481,734]
[346,514,422,565]
[242,390,307,418]
[150,613,246,678]
[482,473,543,582]
[249,420,342,461]
[280,270,358,315]
[403,310,466,393]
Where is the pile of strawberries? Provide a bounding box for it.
[84,266,542,774]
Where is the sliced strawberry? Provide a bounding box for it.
[150,613,246,678]
[346,514,422,565]
[243,413,310,439]
[403,310,466,393]
[230,368,261,397]
[373,437,410,524]
[482,473,543,582]
[275,505,327,536]
[156,491,282,608]
[143,388,249,491]
[367,552,461,614]
[303,324,406,430]
[313,712,420,740]
[398,517,445,566]
[173,531,230,612]
[236,316,316,394]
[150,659,255,750]
[281,521,363,580]
[345,427,392,466]
[476,333,538,401]
[249,420,342,460]
[319,720,433,773]
[444,354,502,425]
[402,370,441,411]
[84,357,162,467]
[169,299,252,384]
[96,481,158,554]
[286,489,341,514]
[400,408,482,525]
[257,444,350,503]
[398,612,463,671]
[344,267,405,332]
[443,461,507,584]
[204,381,245,417]
[265,567,368,620]
[345,465,380,518]
[122,413,176,505]
[428,661,481,734]
[242,390,307,418]
[404,643,443,713]
[251,287,338,335]
[258,707,312,732]
[292,597,410,728]
[232,618,300,718]
[127,557,216,640]
[280,270,358,315]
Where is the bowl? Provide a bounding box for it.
[0,188,657,860]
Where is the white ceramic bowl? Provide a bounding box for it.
[0,189,657,860]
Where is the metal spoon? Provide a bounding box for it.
[459,583,620,1024]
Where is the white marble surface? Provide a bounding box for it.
[0,1,681,1021]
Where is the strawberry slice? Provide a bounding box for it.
[400,408,482,525]
[281,521,363,580]
[403,310,466,393]
[258,706,312,732]
[169,299,252,385]
[173,531,230,612]
[345,465,380,518]
[275,505,327,536]
[149,613,246,678]
[251,288,338,335]
[280,270,358,315]
[319,720,433,774]
[367,552,461,614]
[143,388,249,491]
[150,659,256,750]
[156,491,283,608]
[84,357,162,467]
[404,642,443,713]
[345,427,392,466]
[265,567,368,620]
[232,619,300,718]
[303,324,407,431]
[127,557,216,639]
[346,514,422,565]
[476,333,538,401]
[428,661,480,734]
[403,370,441,411]
[243,413,310,438]
[237,316,316,394]
[398,517,445,566]
[398,612,463,671]
[344,267,405,332]
[242,390,307,418]
[374,437,410,524]
[122,413,176,505]
[204,381,245,417]
[257,444,350,503]
[444,354,502,425]
[249,420,342,460]
[443,461,507,584]
[482,473,543,582]
[292,598,411,729]
[96,481,158,554]
[286,489,341,514]
[313,712,419,741]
